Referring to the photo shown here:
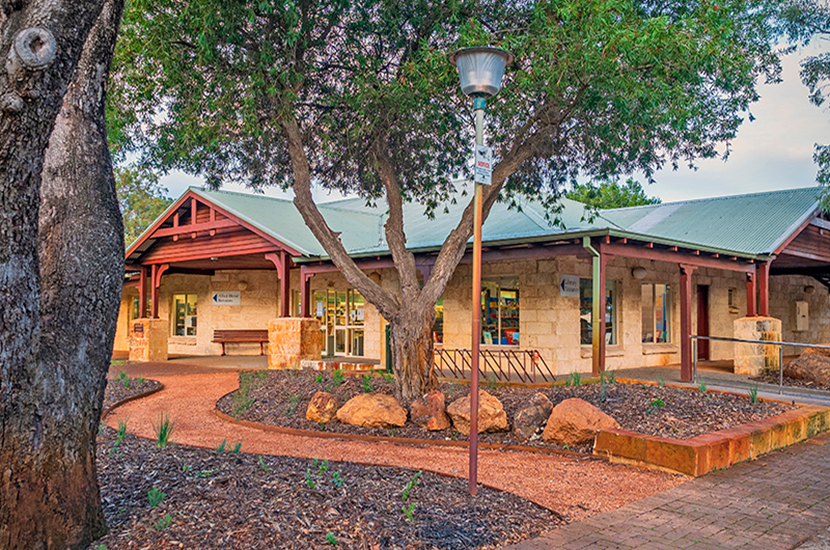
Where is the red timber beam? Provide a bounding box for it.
[265,252,292,318]
[602,242,755,273]
[150,265,159,318]
[680,264,697,382]
[300,266,313,317]
[758,261,771,317]
[746,266,757,318]
[139,266,148,318]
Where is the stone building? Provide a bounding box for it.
[116,186,830,380]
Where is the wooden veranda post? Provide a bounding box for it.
[746,268,757,317]
[758,262,770,317]
[680,264,697,382]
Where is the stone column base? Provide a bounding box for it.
[268,317,323,369]
[129,318,169,362]
[733,316,782,376]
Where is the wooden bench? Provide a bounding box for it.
[212,329,269,356]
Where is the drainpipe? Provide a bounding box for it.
[583,237,602,375]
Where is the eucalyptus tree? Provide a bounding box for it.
[114,0,784,400]
[1,0,125,547]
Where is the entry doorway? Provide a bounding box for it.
[312,289,365,357]
[696,285,710,360]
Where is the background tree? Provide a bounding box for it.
[0,0,124,547]
[779,0,830,202]
[116,167,173,245]
[113,0,784,400]
[566,179,661,209]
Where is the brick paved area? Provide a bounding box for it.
[506,433,830,550]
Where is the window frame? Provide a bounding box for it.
[641,282,671,344]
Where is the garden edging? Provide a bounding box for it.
[102,382,164,419]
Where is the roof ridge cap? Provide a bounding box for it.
[606,186,821,213]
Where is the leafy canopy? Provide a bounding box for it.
[111,0,784,214]
[115,167,173,246]
[566,179,661,209]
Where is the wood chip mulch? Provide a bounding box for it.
[89,426,566,550]
[750,371,830,391]
[103,375,162,411]
[216,370,795,454]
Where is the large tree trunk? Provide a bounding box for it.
[0,0,123,547]
[389,306,438,402]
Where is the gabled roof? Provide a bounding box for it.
[127,185,822,264]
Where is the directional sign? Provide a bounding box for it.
[211,291,240,306]
[559,274,579,297]
[474,145,493,185]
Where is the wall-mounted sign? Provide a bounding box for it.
[474,145,493,185]
[559,274,579,297]
[133,323,144,333]
[211,291,241,306]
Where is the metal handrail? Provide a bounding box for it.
[433,348,556,384]
[690,334,830,394]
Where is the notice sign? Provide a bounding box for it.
[559,274,579,297]
[474,145,493,185]
[211,291,241,306]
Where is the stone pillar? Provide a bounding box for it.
[129,318,169,362]
[268,317,323,369]
[733,316,782,376]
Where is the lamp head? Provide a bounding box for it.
[449,46,513,99]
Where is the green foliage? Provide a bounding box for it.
[646,398,665,416]
[114,167,172,246]
[257,455,270,472]
[96,545,107,550]
[332,471,343,488]
[233,371,264,417]
[147,487,166,507]
[152,413,175,448]
[749,385,760,403]
[331,369,345,387]
[231,441,243,454]
[361,375,374,394]
[196,469,213,478]
[402,502,416,522]
[382,372,394,384]
[567,179,661,210]
[116,370,130,389]
[318,459,329,476]
[154,514,172,531]
[401,471,422,501]
[215,439,227,453]
[325,532,338,546]
[305,468,317,489]
[658,376,666,388]
[116,418,128,441]
[568,372,582,387]
[137,376,145,385]
[285,394,301,416]
[315,373,324,384]
[698,380,708,393]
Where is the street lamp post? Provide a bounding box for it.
[449,46,513,496]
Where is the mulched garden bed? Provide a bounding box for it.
[104,373,162,411]
[750,370,830,391]
[88,427,565,550]
[215,370,796,454]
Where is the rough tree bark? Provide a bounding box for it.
[0,0,124,547]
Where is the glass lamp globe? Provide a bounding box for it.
[449,47,514,98]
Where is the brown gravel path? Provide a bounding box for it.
[105,371,686,521]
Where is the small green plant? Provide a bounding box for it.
[331,369,345,387]
[698,380,707,393]
[331,471,343,488]
[325,531,338,545]
[382,371,394,383]
[285,394,301,416]
[315,373,324,384]
[257,455,270,472]
[305,468,317,489]
[563,443,569,450]
[389,427,395,437]
[152,413,175,448]
[657,376,666,388]
[485,372,498,390]
[137,376,145,385]
[196,469,214,478]
[147,487,165,507]
[231,441,242,454]
[646,398,665,416]
[402,502,416,522]
[607,370,616,384]
[96,545,107,550]
[116,370,130,389]
[401,471,422,501]
[749,385,759,403]
[154,514,172,531]
[599,374,607,403]
[116,418,128,440]
[318,459,329,476]
[180,463,191,472]
[568,371,581,387]
[216,439,227,453]
[361,375,374,393]
[320,422,327,431]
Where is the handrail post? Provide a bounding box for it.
[693,337,698,383]
[779,345,784,395]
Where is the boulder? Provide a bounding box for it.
[513,393,554,441]
[336,393,407,429]
[410,390,451,431]
[784,347,830,386]
[306,391,339,423]
[542,398,617,446]
[446,390,508,435]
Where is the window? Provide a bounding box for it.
[481,278,520,346]
[313,289,365,356]
[433,298,444,344]
[579,279,617,345]
[642,283,671,343]
[172,294,197,336]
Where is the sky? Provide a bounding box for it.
[159,42,830,205]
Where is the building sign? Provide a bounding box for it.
[211,291,241,306]
[559,274,579,297]
[133,323,144,334]
[474,145,493,185]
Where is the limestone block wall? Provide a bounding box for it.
[769,274,830,349]
[114,287,139,351]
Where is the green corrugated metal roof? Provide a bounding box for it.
[600,187,821,256]
[182,185,822,261]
